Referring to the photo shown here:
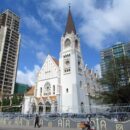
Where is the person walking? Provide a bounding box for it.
[34,114,40,128]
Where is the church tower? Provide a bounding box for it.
[59,7,87,113]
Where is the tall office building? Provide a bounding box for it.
[100,42,130,76]
[0,9,20,96]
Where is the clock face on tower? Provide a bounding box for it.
[65,39,71,48]
[65,60,70,66]
[64,58,71,73]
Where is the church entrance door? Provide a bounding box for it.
[38,102,43,114]
[32,103,36,114]
[45,102,51,113]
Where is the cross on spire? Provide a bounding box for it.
[69,3,71,9]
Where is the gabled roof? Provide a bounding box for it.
[25,86,35,96]
[52,57,59,66]
[64,7,76,35]
[38,55,59,76]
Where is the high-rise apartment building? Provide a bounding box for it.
[0,9,20,96]
[100,42,130,76]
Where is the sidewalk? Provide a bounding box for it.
[0,125,81,130]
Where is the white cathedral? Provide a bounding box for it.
[22,8,100,114]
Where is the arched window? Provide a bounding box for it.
[53,85,55,94]
[64,39,71,48]
[54,101,57,112]
[40,87,42,95]
[32,103,36,114]
[81,102,84,113]
[75,39,78,48]
[44,82,51,96]
[66,88,69,93]
[80,81,82,88]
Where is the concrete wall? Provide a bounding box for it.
[0,117,129,130]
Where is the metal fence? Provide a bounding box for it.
[1,104,130,122]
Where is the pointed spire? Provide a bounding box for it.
[64,6,76,35]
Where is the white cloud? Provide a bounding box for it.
[36,51,47,63]
[44,13,61,31]
[94,64,101,78]
[23,15,48,36]
[77,0,130,49]
[43,0,130,49]
[21,34,49,52]
[16,65,40,86]
[37,3,62,31]
[40,0,67,10]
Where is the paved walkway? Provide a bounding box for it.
[0,125,81,130]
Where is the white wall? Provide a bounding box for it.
[22,96,34,114]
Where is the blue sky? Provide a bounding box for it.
[1,0,130,85]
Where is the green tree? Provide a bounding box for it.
[99,56,130,104]
[11,95,23,112]
[2,98,10,106]
[12,95,20,105]
[0,95,23,112]
[1,97,10,112]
